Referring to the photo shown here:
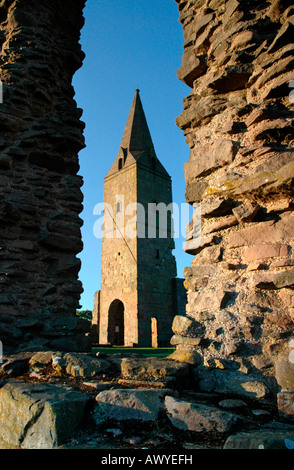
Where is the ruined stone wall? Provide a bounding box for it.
[174,0,294,412]
[0,0,90,352]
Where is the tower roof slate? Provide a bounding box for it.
[106,90,170,179]
[121,88,153,152]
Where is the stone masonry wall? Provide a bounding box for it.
[174,0,294,414]
[0,0,90,353]
[98,165,139,347]
[136,164,178,347]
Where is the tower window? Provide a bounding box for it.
[122,147,128,162]
[118,158,123,170]
[116,201,121,213]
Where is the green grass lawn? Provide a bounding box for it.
[92,346,175,358]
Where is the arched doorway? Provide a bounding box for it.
[108,299,124,345]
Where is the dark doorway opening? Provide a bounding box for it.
[108,299,125,345]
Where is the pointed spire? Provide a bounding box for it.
[120,89,154,152]
[105,90,170,179]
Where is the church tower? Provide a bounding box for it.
[93,90,179,347]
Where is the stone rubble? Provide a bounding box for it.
[0,350,294,450]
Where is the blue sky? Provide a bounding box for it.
[73,0,192,311]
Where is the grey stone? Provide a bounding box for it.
[232,202,259,223]
[218,399,248,410]
[277,391,294,422]
[275,356,294,391]
[191,245,222,265]
[20,338,49,352]
[203,214,238,235]
[177,48,207,87]
[39,232,83,254]
[49,335,90,353]
[224,424,294,449]
[95,389,168,422]
[51,352,110,378]
[168,346,202,365]
[201,197,235,218]
[170,334,201,346]
[273,269,294,289]
[185,140,237,179]
[185,180,208,204]
[171,315,201,336]
[114,356,190,381]
[0,380,90,448]
[251,409,271,417]
[165,395,238,433]
[197,367,270,399]
[105,428,122,437]
[184,234,216,255]
[29,351,55,369]
[188,287,232,312]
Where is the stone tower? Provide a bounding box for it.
[93,90,180,347]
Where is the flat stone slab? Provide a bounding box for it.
[224,423,294,449]
[165,395,238,433]
[1,351,111,380]
[61,352,111,377]
[111,356,190,381]
[0,380,90,448]
[197,367,270,399]
[218,398,248,410]
[29,351,111,378]
[95,388,170,422]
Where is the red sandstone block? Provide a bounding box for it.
[228,215,294,248]
[243,244,290,262]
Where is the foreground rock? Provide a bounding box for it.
[1,350,112,380]
[111,355,190,384]
[51,352,110,378]
[224,423,294,449]
[95,389,170,422]
[165,395,239,433]
[196,367,271,399]
[0,350,293,449]
[0,380,90,449]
